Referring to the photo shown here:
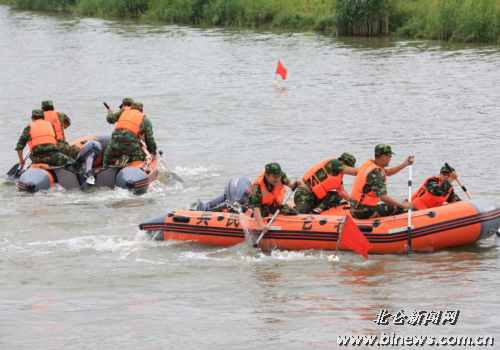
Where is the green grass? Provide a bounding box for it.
[1,0,499,42]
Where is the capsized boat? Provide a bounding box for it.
[17,134,164,194]
[139,177,500,254]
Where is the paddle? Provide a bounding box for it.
[103,102,110,110]
[407,160,413,255]
[253,182,299,248]
[6,152,30,182]
[445,162,472,199]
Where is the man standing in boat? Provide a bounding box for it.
[294,153,358,214]
[16,109,74,167]
[103,101,158,167]
[410,165,461,210]
[250,163,302,234]
[350,144,415,219]
[105,97,134,122]
[41,100,80,159]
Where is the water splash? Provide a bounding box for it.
[224,200,258,248]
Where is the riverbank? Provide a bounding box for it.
[2,0,500,42]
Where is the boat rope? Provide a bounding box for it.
[169,209,436,227]
[370,210,435,227]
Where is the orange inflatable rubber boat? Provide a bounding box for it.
[139,177,500,254]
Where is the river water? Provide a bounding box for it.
[1,5,500,349]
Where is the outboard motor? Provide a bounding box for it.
[192,176,252,212]
[75,138,102,190]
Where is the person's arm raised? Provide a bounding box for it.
[386,156,414,176]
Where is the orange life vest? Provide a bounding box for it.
[43,110,65,141]
[351,159,386,207]
[115,109,145,138]
[411,176,453,210]
[303,158,344,199]
[28,120,57,151]
[251,172,285,207]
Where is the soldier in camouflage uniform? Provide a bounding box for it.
[106,97,134,122]
[409,165,461,209]
[294,153,358,214]
[350,144,415,219]
[250,163,302,234]
[103,102,157,167]
[41,100,80,159]
[16,109,73,167]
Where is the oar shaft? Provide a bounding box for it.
[253,183,299,247]
[407,161,413,255]
[445,162,472,199]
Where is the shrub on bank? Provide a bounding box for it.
[1,0,499,42]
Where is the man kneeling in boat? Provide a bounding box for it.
[103,101,158,167]
[41,100,80,159]
[250,163,301,234]
[294,153,358,215]
[350,144,415,219]
[16,109,74,168]
[410,165,461,210]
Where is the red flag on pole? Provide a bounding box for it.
[276,60,287,80]
[340,216,373,259]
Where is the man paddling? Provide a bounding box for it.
[350,144,415,219]
[106,97,134,122]
[16,109,74,167]
[410,165,461,209]
[294,153,358,214]
[250,163,301,234]
[103,102,158,167]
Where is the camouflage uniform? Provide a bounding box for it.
[407,166,460,205]
[103,102,157,167]
[41,100,80,159]
[434,166,460,202]
[57,140,80,159]
[106,97,134,123]
[350,145,411,219]
[16,109,73,166]
[294,157,351,214]
[250,163,293,216]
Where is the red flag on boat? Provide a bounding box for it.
[276,60,287,80]
[340,216,373,259]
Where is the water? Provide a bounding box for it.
[1,5,500,349]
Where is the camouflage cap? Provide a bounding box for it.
[131,102,143,111]
[41,100,54,108]
[265,163,282,176]
[339,152,356,167]
[440,165,454,173]
[375,144,395,156]
[122,98,134,105]
[31,109,44,118]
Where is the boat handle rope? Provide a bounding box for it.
[371,210,436,227]
[169,210,436,227]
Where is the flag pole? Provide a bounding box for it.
[328,215,348,263]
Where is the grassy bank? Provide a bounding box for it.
[2,0,500,42]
